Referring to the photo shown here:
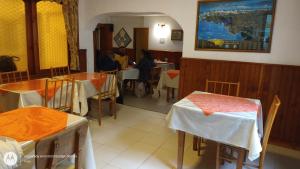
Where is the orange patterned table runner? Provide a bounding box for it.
[0,79,59,99]
[0,107,67,142]
[186,93,259,116]
[167,70,180,79]
[68,72,108,90]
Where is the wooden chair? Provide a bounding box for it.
[216,95,281,169]
[148,66,162,96]
[95,70,118,125]
[205,79,240,96]
[194,79,241,156]
[50,66,70,78]
[0,70,30,84]
[35,121,88,169]
[44,78,75,114]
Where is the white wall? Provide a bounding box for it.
[79,0,300,72]
[144,16,183,52]
[111,16,144,48]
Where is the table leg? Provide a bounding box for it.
[177,130,185,169]
[236,149,245,169]
[172,88,175,99]
[166,87,170,102]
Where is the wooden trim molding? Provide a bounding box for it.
[179,58,300,149]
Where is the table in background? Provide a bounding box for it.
[117,67,139,91]
[155,60,175,71]
[166,91,263,169]
[0,79,80,113]
[62,72,119,116]
[157,70,180,101]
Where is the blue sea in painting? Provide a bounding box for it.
[199,21,243,41]
[198,0,274,41]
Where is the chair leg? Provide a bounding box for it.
[166,87,170,102]
[158,89,161,97]
[193,136,198,151]
[216,143,221,169]
[109,100,113,116]
[197,137,202,156]
[98,100,102,126]
[113,98,117,120]
[172,88,175,98]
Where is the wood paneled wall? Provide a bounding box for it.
[179,58,300,149]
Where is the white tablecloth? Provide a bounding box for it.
[156,62,175,71]
[117,67,139,81]
[19,113,96,169]
[166,91,263,161]
[72,74,119,116]
[55,73,119,116]
[157,71,180,89]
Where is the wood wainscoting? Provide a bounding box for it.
[179,58,300,149]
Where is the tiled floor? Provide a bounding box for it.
[89,104,300,169]
[123,88,177,114]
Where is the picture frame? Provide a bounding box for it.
[195,0,276,53]
[171,29,183,41]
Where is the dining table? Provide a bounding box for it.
[157,70,180,101]
[0,106,96,169]
[59,72,119,116]
[166,91,263,169]
[0,78,80,113]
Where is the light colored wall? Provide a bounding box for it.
[144,16,183,52]
[79,0,300,72]
[111,16,144,48]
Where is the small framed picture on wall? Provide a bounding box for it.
[171,29,183,41]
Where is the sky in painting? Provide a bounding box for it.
[199,0,273,13]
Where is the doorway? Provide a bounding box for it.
[134,28,149,63]
[93,23,113,72]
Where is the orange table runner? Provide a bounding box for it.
[67,72,108,90]
[0,79,60,99]
[186,93,259,116]
[0,107,67,142]
[167,70,180,79]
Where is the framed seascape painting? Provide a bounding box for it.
[195,0,276,52]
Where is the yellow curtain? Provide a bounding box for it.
[41,0,79,70]
[0,0,27,71]
[37,1,68,69]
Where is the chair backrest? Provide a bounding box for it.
[99,71,117,99]
[44,78,75,113]
[259,95,281,167]
[35,121,88,169]
[205,79,240,96]
[149,66,162,83]
[50,66,70,78]
[0,70,30,84]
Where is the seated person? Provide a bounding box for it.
[135,50,156,83]
[97,50,118,71]
[113,46,129,70]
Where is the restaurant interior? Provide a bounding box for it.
[0,0,300,169]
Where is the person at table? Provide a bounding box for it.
[135,50,156,92]
[97,50,119,71]
[113,46,129,70]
